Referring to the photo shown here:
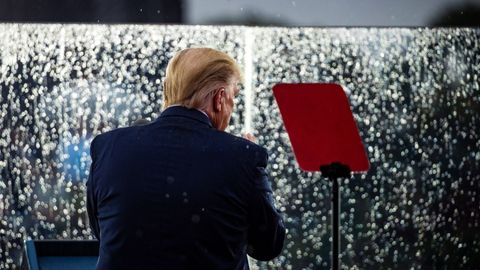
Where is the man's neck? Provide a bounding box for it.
[168,104,209,118]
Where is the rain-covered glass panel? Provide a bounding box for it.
[1,25,479,269]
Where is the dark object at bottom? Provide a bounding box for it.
[21,240,99,270]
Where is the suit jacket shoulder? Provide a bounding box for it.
[211,130,268,168]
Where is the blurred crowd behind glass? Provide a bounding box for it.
[0,0,479,269]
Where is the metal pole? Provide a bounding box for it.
[332,177,340,270]
[321,162,349,270]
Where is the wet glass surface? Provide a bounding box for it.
[0,25,479,269]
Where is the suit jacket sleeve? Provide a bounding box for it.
[86,136,100,240]
[246,146,286,261]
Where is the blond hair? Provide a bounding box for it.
[162,48,242,110]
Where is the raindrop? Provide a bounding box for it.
[0,25,478,270]
[191,214,200,223]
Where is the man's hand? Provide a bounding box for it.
[242,133,256,143]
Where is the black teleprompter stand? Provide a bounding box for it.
[320,162,351,270]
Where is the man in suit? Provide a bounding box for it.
[87,47,285,269]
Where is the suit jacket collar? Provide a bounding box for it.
[157,106,213,128]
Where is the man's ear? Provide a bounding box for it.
[213,88,225,112]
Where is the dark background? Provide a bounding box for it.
[0,0,479,26]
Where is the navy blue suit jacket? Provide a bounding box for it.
[87,106,285,270]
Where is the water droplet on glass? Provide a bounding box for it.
[191,214,200,223]
[0,25,478,269]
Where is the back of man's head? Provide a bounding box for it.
[162,48,241,110]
